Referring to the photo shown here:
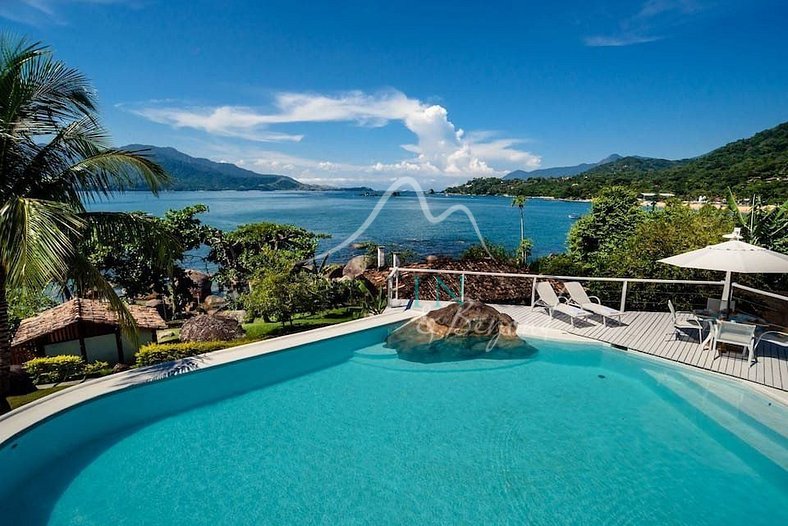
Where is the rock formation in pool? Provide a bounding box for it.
[386,301,532,362]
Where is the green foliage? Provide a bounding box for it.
[516,239,534,264]
[6,287,56,331]
[23,356,85,384]
[209,223,327,291]
[567,187,645,269]
[726,191,788,253]
[242,265,351,326]
[533,189,741,309]
[460,239,512,262]
[84,361,111,377]
[607,202,733,279]
[444,122,788,200]
[83,205,214,303]
[529,253,591,276]
[0,36,169,397]
[357,280,388,315]
[162,204,218,252]
[242,309,358,340]
[135,339,255,367]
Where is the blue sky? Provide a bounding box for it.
[2,0,787,188]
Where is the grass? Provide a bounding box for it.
[6,386,70,410]
[243,308,360,340]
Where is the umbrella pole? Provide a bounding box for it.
[721,270,733,319]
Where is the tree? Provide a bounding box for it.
[567,186,645,272]
[6,287,56,332]
[608,202,733,279]
[511,195,527,264]
[82,205,218,317]
[209,222,327,292]
[0,37,168,410]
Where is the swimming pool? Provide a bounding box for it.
[1,322,786,525]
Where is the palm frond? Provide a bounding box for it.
[81,211,182,269]
[63,148,170,198]
[0,197,83,289]
[65,252,139,342]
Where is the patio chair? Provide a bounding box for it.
[713,320,757,363]
[533,282,593,327]
[668,300,704,343]
[563,282,624,326]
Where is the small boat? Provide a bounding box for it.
[568,214,580,219]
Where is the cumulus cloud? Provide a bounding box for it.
[131,89,541,181]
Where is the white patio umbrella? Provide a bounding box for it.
[659,228,788,308]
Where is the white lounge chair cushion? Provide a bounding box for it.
[578,302,622,318]
[553,303,590,319]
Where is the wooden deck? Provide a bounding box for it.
[492,305,788,392]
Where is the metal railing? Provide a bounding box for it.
[386,266,788,325]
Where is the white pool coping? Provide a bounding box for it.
[2,305,786,446]
[0,309,416,446]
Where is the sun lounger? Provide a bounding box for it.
[533,282,592,327]
[563,282,624,326]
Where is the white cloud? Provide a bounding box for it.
[131,89,541,182]
[585,0,705,47]
[584,34,663,47]
[0,0,136,25]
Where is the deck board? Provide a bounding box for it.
[492,306,787,392]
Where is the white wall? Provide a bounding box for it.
[44,330,155,364]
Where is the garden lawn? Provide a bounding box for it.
[243,308,359,340]
[6,386,70,410]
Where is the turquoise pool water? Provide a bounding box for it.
[1,325,786,525]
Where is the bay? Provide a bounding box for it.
[88,191,589,266]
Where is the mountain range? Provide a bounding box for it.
[445,121,788,200]
[121,145,370,192]
[503,154,622,180]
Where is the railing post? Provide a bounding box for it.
[386,275,393,307]
[394,269,399,301]
[530,277,537,309]
[460,273,465,302]
[620,280,628,312]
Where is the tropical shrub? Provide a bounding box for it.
[84,361,111,377]
[135,339,255,367]
[23,356,85,384]
[460,239,514,263]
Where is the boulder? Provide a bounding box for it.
[343,255,368,279]
[386,301,529,362]
[185,269,212,303]
[180,314,245,342]
[202,295,226,313]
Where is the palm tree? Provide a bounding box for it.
[726,190,788,253]
[0,36,171,410]
[511,195,526,264]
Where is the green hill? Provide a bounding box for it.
[445,121,788,200]
[122,144,322,191]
